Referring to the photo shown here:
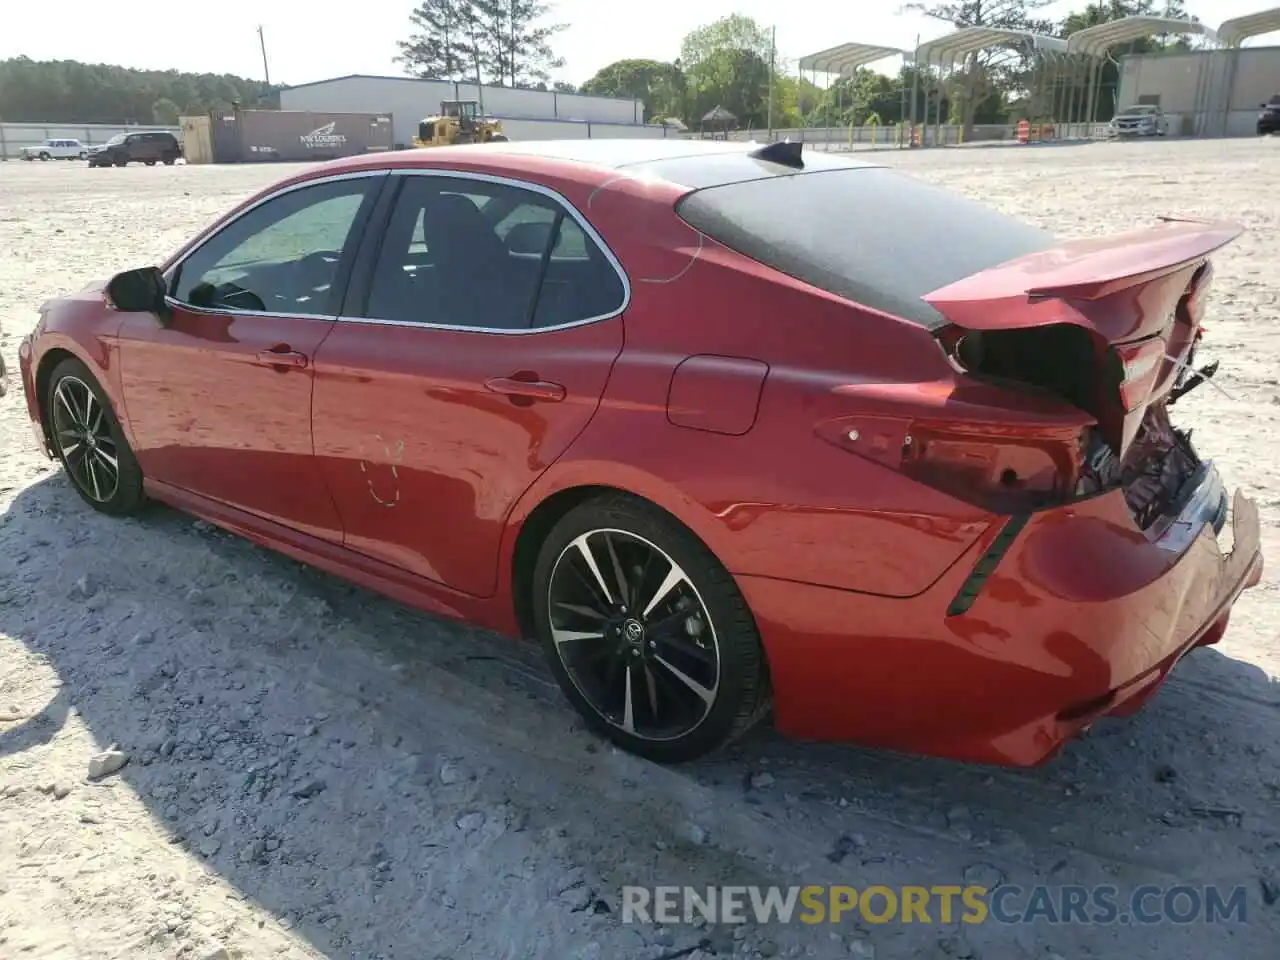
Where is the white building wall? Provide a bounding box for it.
[498,118,671,140]
[280,75,644,146]
[1117,47,1280,136]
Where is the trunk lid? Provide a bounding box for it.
[923,218,1242,458]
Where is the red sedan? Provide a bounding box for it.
[11,139,1263,766]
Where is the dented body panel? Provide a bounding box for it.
[310,316,624,597]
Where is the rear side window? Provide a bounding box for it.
[675,167,1056,328]
[356,175,625,331]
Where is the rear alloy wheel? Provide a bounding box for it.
[533,495,770,763]
[39,152,51,161]
[46,357,145,516]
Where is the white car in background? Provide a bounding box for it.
[1109,105,1168,137]
[19,138,89,161]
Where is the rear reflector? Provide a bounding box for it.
[946,514,1030,616]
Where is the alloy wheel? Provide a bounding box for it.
[51,376,121,503]
[547,528,721,742]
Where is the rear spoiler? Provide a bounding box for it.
[924,217,1243,323]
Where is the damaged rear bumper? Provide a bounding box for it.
[737,463,1263,766]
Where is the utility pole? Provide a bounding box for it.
[257,25,271,88]
[467,19,485,114]
[909,33,920,146]
[766,25,776,141]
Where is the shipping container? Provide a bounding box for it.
[209,109,395,163]
[179,115,214,164]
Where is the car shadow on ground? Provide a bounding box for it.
[2,472,1278,960]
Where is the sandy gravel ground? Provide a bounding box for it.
[1,140,1278,960]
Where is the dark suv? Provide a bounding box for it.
[1259,96,1280,136]
[87,131,183,167]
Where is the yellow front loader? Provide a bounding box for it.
[412,100,508,147]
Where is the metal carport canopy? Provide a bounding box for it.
[1066,15,1219,57]
[1217,6,1280,47]
[797,43,907,74]
[913,27,1067,67]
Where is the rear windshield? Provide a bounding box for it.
[675,167,1056,328]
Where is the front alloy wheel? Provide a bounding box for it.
[51,375,120,503]
[534,495,770,762]
[46,357,145,515]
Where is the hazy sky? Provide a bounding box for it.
[3,0,1277,87]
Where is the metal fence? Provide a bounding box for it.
[3,118,1125,160]
[716,122,1115,149]
[0,121,182,160]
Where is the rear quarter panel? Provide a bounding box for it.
[509,176,997,598]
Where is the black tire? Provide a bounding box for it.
[115,161,127,167]
[532,493,770,763]
[163,157,176,166]
[39,152,51,161]
[79,151,88,160]
[144,160,156,166]
[45,357,145,516]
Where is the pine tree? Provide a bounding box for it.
[396,0,478,81]
[403,0,565,87]
[508,0,567,87]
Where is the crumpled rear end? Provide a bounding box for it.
[739,470,1262,766]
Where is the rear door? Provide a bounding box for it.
[117,171,388,540]
[311,170,629,596]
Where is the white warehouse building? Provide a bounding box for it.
[279,74,670,145]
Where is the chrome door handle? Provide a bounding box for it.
[255,349,308,369]
[484,376,566,402]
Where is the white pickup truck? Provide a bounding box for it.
[19,138,89,160]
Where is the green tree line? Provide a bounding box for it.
[0,56,272,124]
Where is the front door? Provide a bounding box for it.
[117,172,386,541]
[311,172,629,595]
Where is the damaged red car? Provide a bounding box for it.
[13,139,1262,766]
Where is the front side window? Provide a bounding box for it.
[356,175,625,330]
[172,177,377,315]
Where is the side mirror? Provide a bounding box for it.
[106,267,171,323]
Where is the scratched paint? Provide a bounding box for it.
[358,435,405,507]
